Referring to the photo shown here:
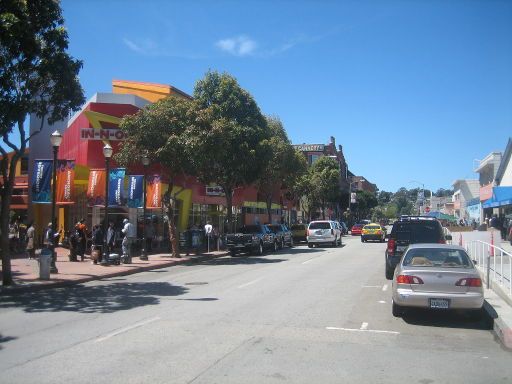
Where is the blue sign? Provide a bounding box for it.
[127,175,143,208]
[32,160,53,204]
[108,168,126,207]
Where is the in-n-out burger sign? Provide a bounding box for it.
[81,128,128,141]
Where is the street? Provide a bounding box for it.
[1,236,511,383]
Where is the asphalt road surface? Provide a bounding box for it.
[1,236,511,383]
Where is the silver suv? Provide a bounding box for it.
[307,220,342,248]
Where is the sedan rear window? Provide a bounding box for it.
[364,225,380,230]
[393,222,442,242]
[309,222,331,230]
[403,248,472,268]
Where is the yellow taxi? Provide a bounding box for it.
[361,223,386,243]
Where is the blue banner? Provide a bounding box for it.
[127,175,144,208]
[108,168,126,207]
[32,160,53,204]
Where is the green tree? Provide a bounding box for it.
[117,95,194,257]
[187,71,271,232]
[354,190,378,220]
[0,0,84,286]
[256,116,307,224]
[310,157,341,219]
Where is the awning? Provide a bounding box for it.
[426,211,458,222]
[482,186,512,208]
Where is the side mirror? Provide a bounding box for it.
[473,259,478,265]
[445,235,452,241]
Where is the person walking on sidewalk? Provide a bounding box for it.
[25,222,35,259]
[121,218,136,263]
[91,224,104,264]
[106,221,117,254]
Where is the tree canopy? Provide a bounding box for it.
[0,0,84,286]
[186,71,271,230]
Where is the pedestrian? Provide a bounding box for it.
[145,219,155,253]
[508,221,512,246]
[73,222,86,261]
[121,218,136,263]
[91,224,104,264]
[44,222,61,249]
[25,221,35,259]
[106,221,117,254]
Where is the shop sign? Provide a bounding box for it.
[80,128,127,141]
[292,144,324,152]
[206,186,225,196]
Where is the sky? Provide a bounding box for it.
[55,0,511,193]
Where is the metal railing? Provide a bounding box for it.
[466,240,512,299]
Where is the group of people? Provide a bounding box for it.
[487,214,512,245]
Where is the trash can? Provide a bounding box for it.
[39,248,52,280]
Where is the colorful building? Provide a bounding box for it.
[28,79,290,246]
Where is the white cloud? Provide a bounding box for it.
[215,35,257,56]
[122,38,159,55]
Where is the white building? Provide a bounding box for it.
[452,179,480,221]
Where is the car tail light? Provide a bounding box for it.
[456,278,482,287]
[438,238,446,244]
[396,275,424,284]
[307,229,310,236]
[387,238,396,256]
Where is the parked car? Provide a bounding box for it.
[291,223,308,243]
[391,244,484,318]
[224,224,277,256]
[307,220,342,247]
[350,223,364,236]
[385,216,452,280]
[267,224,294,249]
[361,223,386,243]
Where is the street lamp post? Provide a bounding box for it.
[140,153,150,261]
[410,180,426,215]
[101,144,113,266]
[49,130,62,273]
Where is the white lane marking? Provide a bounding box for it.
[360,322,369,330]
[302,258,317,264]
[382,284,388,291]
[95,316,161,343]
[362,285,381,288]
[378,300,387,304]
[238,277,263,289]
[326,327,399,335]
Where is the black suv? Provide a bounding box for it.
[385,216,452,280]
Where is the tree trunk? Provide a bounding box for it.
[224,186,234,233]
[1,182,13,286]
[163,185,179,258]
[266,194,272,224]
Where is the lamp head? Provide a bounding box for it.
[142,152,150,166]
[103,144,113,158]
[50,130,63,147]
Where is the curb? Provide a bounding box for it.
[483,289,512,351]
[1,252,227,295]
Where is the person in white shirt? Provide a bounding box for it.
[121,218,136,263]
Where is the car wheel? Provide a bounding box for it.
[308,243,313,248]
[332,238,337,247]
[392,300,404,317]
[361,237,365,243]
[256,242,263,256]
[230,249,237,257]
[385,264,394,280]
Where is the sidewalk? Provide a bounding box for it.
[456,229,512,349]
[1,246,227,294]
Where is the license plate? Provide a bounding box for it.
[430,298,449,309]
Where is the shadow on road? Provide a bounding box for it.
[199,257,289,266]
[0,334,17,350]
[401,308,493,330]
[0,282,188,314]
